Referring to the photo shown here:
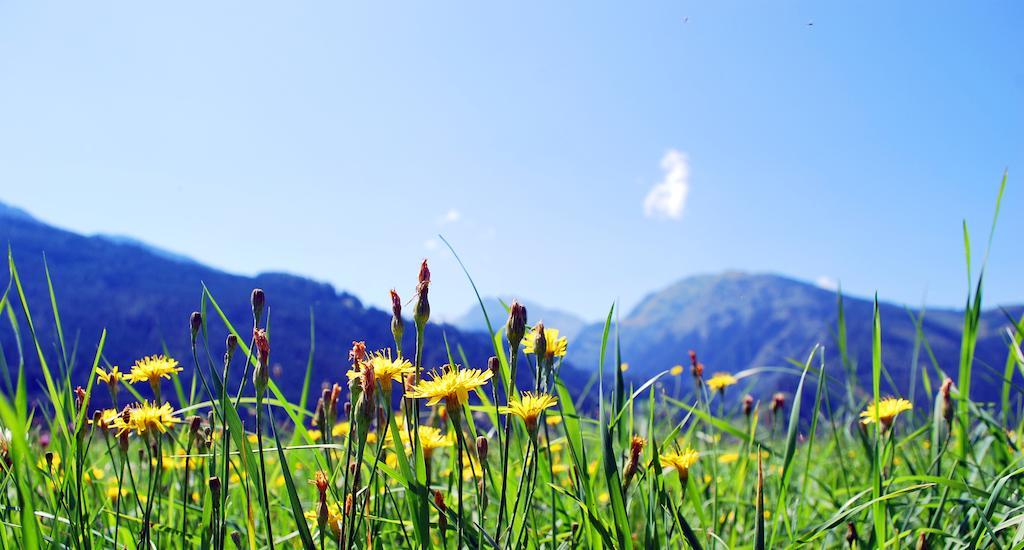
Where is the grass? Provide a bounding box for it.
[0,175,1021,549]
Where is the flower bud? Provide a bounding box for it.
[226,334,238,361]
[190,311,202,342]
[414,260,431,329]
[845,522,858,546]
[434,489,447,538]
[743,394,754,417]
[506,300,527,349]
[209,476,222,501]
[476,436,488,461]
[74,386,88,412]
[689,350,703,380]
[251,288,265,321]
[623,435,645,489]
[390,289,404,344]
[230,532,242,549]
[771,393,786,415]
[532,322,547,359]
[940,377,954,426]
[253,328,270,367]
[188,415,203,443]
[349,341,366,365]
[487,356,500,376]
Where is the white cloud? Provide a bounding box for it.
[815,275,839,291]
[643,149,691,220]
[439,209,461,225]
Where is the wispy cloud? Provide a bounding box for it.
[815,275,839,291]
[439,208,461,225]
[643,149,690,220]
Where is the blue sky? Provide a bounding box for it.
[0,2,1022,321]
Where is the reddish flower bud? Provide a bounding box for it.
[349,341,367,365]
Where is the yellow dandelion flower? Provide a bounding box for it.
[597,491,610,504]
[346,350,414,392]
[860,397,913,429]
[106,485,127,502]
[91,408,121,429]
[407,365,493,409]
[500,392,557,432]
[718,452,739,464]
[332,422,351,438]
[620,362,630,373]
[127,355,182,386]
[661,448,700,482]
[111,401,180,438]
[308,429,322,441]
[546,415,563,426]
[402,426,453,458]
[706,373,738,393]
[670,365,684,376]
[95,366,125,387]
[522,328,568,358]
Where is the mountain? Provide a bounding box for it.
[0,202,590,409]
[570,272,1023,405]
[453,297,587,342]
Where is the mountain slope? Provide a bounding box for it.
[0,203,517,405]
[570,272,1022,404]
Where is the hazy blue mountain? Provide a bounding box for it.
[0,201,597,408]
[453,296,587,341]
[570,272,1023,406]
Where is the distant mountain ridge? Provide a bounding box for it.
[568,271,1023,405]
[0,201,583,407]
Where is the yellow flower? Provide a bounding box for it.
[95,366,125,388]
[546,415,563,426]
[670,365,684,377]
[597,491,610,504]
[127,355,182,386]
[660,448,700,481]
[106,485,127,503]
[620,362,629,373]
[91,408,121,429]
[111,401,180,438]
[332,422,351,438]
[500,392,557,432]
[718,452,739,464]
[860,397,913,428]
[407,365,493,409]
[346,350,414,392]
[83,467,106,483]
[308,430,322,441]
[414,426,453,458]
[522,328,568,358]
[706,373,738,393]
